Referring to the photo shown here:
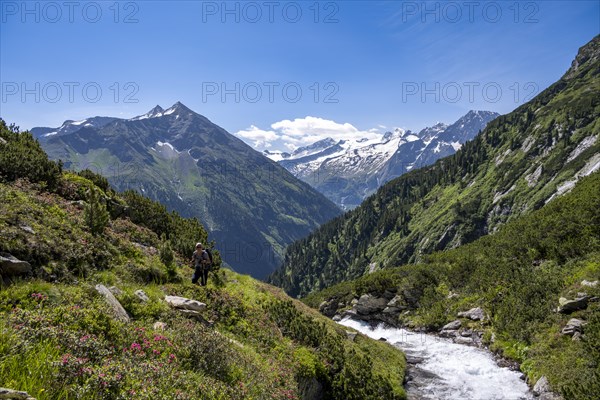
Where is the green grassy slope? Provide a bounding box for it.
[0,120,405,400]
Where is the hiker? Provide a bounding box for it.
[191,242,210,286]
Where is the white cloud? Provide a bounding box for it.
[235,125,279,149]
[236,116,381,151]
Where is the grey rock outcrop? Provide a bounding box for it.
[355,294,389,315]
[457,307,485,321]
[165,295,206,312]
[95,284,130,323]
[0,253,31,276]
[108,286,123,296]
[441,320,462,331]
[561,318,587,336]
[0,388,35,399]
[19,225,35,234]
[319,299,339,318]
[581,280,598,287]
[135,289,150,302]
[533,376,551,396]
[558,296,589,313]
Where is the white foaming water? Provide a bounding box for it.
[340,318,532,400]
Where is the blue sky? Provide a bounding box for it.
[1,1,598,151]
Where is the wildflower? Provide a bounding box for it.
[130,342,142,351]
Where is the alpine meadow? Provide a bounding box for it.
[1,2,599,400]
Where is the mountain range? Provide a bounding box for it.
[269,35,600,298]
[32,102,341,278]
[264,111,500,209]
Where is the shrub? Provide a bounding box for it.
[0,120,62,190]
[84,187,110,236]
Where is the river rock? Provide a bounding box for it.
[457,307,485,321]
[558,296,589,313]
[165,295,206,312]
[581,280,598,287]
[135,289,150,302]
[439,329,458,338]
[533,376,551,396]
[0,253,31,276]
[95,284,130,323]
[0,387,35,399]
[441,320,462,331]
[355,294,389,315]
[346,331,357,341]
[561,318,586,336]
[332,314,342,322]
[454,336,474,345]
[533,376,564,399]
[460,329,473,337]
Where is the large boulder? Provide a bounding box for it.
[0,388,35,399]
[165,295,206,312]
[533,376,551,396]
[558,296,589,313]
[0,253,31,276]
[457,307,485,321]
[355,294,389,315]
[95,284,130,323]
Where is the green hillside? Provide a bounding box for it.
[269,35,600,298]
[0,120,405,400]
[303,170,600,399]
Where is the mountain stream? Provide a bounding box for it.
[339,317,533,400]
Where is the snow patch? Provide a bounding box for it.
[451,141,462,151]
[156,141,179,153]
[70,119,86,126]
[43,131,58,137]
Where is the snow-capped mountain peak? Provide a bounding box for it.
[131,105,165,121]
[130,102,194,121]
[269,110,500,210]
